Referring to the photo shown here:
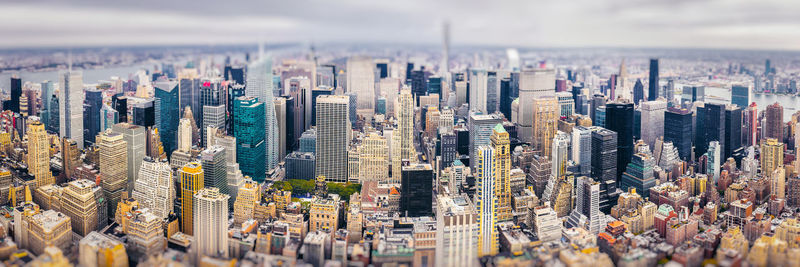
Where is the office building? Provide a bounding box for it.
[533,205,561,243]
[664,108,693,161]
[761,138,784,176]
[233,97,266,181]
[128,210,165,257]
[743,103,759,147]
[27,121,53,187]
[202,105,225,147]
[79,231,129,267]
[592,128,620,213]
[132,157,175,219]
[648,58,659,101]
[155,80,179,155]
[246,56,280,172]
[620,153,657,197]
[60,179,101,237]
[566,176,605,234]
[724,105,742,160]
[765,102,784,141]
[435,194,479,267]
[194,187,230,260]
[112,123,146,193]
[84,89,103,146]
[26,209,72,255]
[475,145,497,256]
[347,56,376,117]
[132,100,156,128]
[731,85,750,108]
[695,103,726,161]
[532,97,558,157]
[97,130,128,216]
[640,100,666,148]
[273,97,287,159]
[233,178,261,225]
[358,132,389,183]
[59,70,85,148]
[606,102,634,179]
[285,152,315,180]
[468,113,502,167]
[201,146,228,197]
[400,163,434,217]
[179,162,204,235]
[315,95,350,182]
[517,69,556,143]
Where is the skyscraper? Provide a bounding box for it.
[315,95,350,182]
[517,68,555,143]
[201,146,228,196]
[27,120,53,187]
[84,89,103,147]
[664,108,693,161]
[743,103,759,147]
[706,141,721,182]
[233,97,266,181]
[468,113,502,167]
[731,85,750,108]
[97,129,128,217]
[133,157,175,219]
[761,138,784,176]
[246,55,279,172]
[765,102,784,141]
[346,56,376,118]
[491,124,512,222]
[193,187,229,261]
[724,105,743,160]
[531,97,558,157]
[435,194,478,267]
[8,76,21,113]
[59,70,85,148]
[640,100,667,148]
[179,162,204,235]
[566,176,604,234]
[592,128,620,213]
[648,58,659,101]
[475,145,497,256]
[112,123,145,193]
[633,79,644,105]
[202,105,225,147]
[400,163,433,217]
[155,81,179,155]
[620,152,657,197]
[61,179,100,237]
[605,102,634,179]
[695,103,726,161]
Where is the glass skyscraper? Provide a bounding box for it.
[155,81,179,156]
[233,97,266,181]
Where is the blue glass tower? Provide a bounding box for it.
[83,89,103,146]
[234,96,266,181]
[155,81,179,156]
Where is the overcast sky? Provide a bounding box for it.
[1,0,799,50]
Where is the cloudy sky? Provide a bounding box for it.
[1,0,799,50]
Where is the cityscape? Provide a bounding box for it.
[2,1,800,267]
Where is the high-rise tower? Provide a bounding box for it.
[59,70,85,148]
[27,121,53,187]
[179,162,204,235]
[315,95,350,182]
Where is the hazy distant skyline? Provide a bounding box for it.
[1,0,799,51]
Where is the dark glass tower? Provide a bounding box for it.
[695,103,726,161]
[7,77,21,113]
[648,58,659,101]
[605,102,634,180]
[592,128,620,213]
[664,108,693,161]
[234,97,266,181]
[633,79,644,105]
[400,163,434,217]
[155,82,179,155]
[112,94,128,123]
[500,78,512,120]
[83,89,103,146]
[724,105,743,160]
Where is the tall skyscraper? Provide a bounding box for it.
[246,55,279,173]
[491,124,512,222]
[155,81,179,156]
[27,121,53,187]
[605,102,634,179]
[441,21,450,75]
[84,89,103,147]
[179,162,204,235]
[592,128,620,213]
[743,103,759,147]
[201,146,228,196]
[620,152,657,197]
[202,105,225,147]
[60,179,100,237]
[531,97,558,157]
[97,129,128,217]
[761,138,784,176]
[648,58,659,101]
[357,132,388,183]
[475,145,497,256]
[346,56,376,118]
[193,187,229,261]
[400,163,433,217]
[8,76,21,113]
[765,102,784,141]
[724,105,743,160]
[133,157,175,219]
[112,123,145,193]
[640,100,667,148]
[468,113,502,167]
[706,141,721,182]
[233,97,266,181]
[695,103,726,161]
[633,79,644,104]
[435,194,478,267]
[664,108,693,161]
[517,69,555,143]
[315,95,350,182]
[40,80,55,131]
[59,70,85,148]
[566,176,604,234]
[731,85,750,108]
[273,97,287,159]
